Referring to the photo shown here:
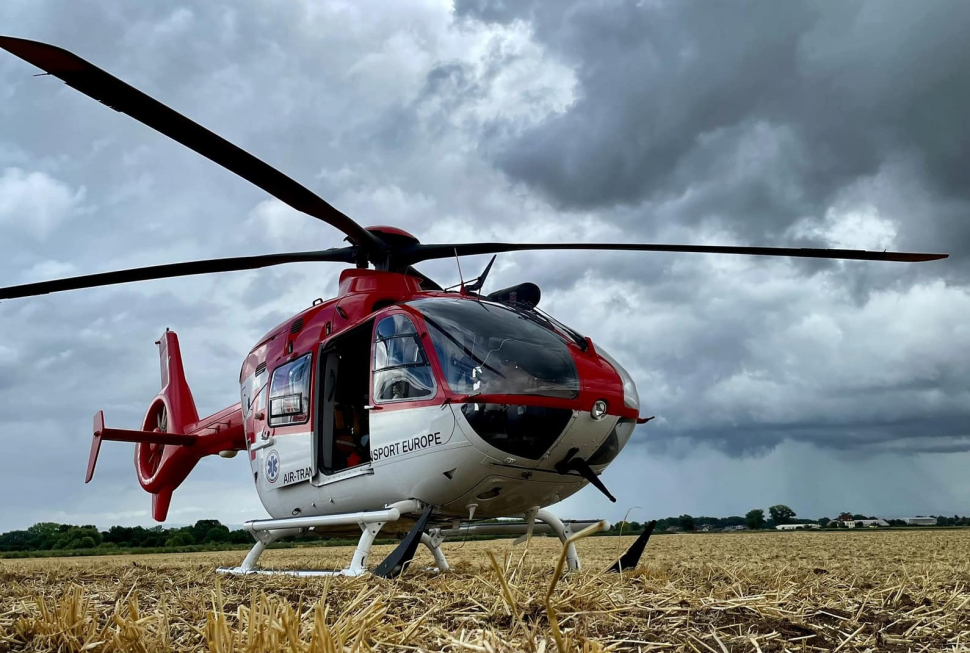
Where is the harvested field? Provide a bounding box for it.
[2,529,969,651]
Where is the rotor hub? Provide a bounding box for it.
[365,226,419,249]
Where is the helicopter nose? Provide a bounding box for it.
[458,402,572,461]
[454,402,623,472]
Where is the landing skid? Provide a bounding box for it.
[439,509,605,572]
[216,500,444,578]
[441,513,658,573]
[217,505,655,578]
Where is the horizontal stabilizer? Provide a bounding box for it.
[87,410,195,483]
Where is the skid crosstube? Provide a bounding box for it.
[608,519,657,572]
[374,504,434,578]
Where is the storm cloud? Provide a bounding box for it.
[457,1,970,261]
[1,0,967,530]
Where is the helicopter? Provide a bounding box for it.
[0,36,949,578]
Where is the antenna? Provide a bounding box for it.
[464,255,496,294]
[454,248,466,294]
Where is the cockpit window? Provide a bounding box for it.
[408,299,580,399]
[373,314,436,402]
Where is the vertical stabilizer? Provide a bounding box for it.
[152,489,174,522]
[156,329,199,432]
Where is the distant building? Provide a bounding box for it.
[699,524,713,532]
[846,519,889,528]
[722,525,747,532]
[905,517,938,526]
[776,523,820,530]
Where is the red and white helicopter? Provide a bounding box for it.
[0,37,948,577]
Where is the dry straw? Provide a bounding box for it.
[2,529,970,651]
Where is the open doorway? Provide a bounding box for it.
[316,322,372,475]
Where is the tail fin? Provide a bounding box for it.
[86,330,245,521]
[157,328,199,433]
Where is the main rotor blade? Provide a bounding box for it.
[0,248,356,299]
[402,243,948,264]
[0,36,385,253]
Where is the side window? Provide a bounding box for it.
[240,365,268,417]
[373,314,435,402]
[268,354,311,426]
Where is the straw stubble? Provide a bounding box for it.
[2,529,969,651]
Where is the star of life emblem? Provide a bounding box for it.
[266,450,280,484]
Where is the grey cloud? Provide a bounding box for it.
[457,0,970,264]
[1,1,968,531]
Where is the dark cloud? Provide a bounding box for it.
[0,0,968,530]
[457,0,970,264]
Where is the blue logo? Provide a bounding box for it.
[266,450,280,484]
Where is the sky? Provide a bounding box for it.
[1,0,968,532]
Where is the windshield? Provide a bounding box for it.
[409,299,580,399]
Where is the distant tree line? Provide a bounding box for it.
[608,506,970,533]
[0,520,254,553]
[607,505,804,533]
[5,508,969,554]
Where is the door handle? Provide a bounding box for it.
[364,405,382,411]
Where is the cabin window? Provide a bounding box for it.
[373,314,435,402]
[268,354,311,426]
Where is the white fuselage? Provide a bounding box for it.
[251,404,632,520]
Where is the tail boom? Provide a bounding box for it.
[87,406,245,484]
[137,402,246,495]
